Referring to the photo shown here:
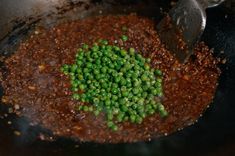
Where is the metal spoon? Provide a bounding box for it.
[157,0,226,63]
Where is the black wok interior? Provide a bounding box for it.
[0,0,235,156]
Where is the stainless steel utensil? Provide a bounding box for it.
[157,0,226,63]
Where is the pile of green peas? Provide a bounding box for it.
[61,38,168,131]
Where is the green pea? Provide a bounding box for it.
[146,104,152,111]
[155,82,162,88]
[121,35,128,42]
[112,88,118,94]
[93,98,100,104]
[136,116,143,124]
[107,68,113,74]
[140,113,146,118]
[77,48,83,53]
[126,82,132,88]
[158,104,165,112]
[159,110,168,117]
[136,54,143,61]
[107,93,112,99]
[116,113,123,122]
[141,74,148,81]
[86,63,93,69]
[101,67,107,73]
[152,104,158,110]
[112,107,119,114]
[122,90,129,97]
[79,84,86,90]
[148,109,155,115]
[109,63,115,69]
[144,64,150,70]
[101,82,108,89]
[95,59,101,65]
[120,49,127,57]
[83,105,89,112]
[129,48,135,55]
[77,74,83,80]
[77,60,83,66]
[146,58,151,63]
[121,105,128,112]
[77,105,83,111]
[82,44,89,49]
[124,116,129,121]
[69,72,75,76]
[132,88,139,95]
[136,93,142,98]
[111,125,118,131]
[102,40,108,45]
[126,101,132,107]
[128,92,134,99]
[88,106,93,112]
[112,71,118,77]
[130,115,136,123]
[107,113,113,120]
[114,102,119,108]
[61,64,69,70]
[105,99,111,106]
[132,96,139,102]
[94,69,100,75]
[155,70,162,76]
[131,73,139,80]
[120,78,126,86]
[132,104,138,110]
[107,121,114,128]
[138,105,145,114]
[71,80,78,86]
[72,94,80,100]
[71,64,78,72]
[137,98,144,105]
[125,72,132,78]
[94,110,100,116]
[141,92,147,98]
[71,87,78,92]
[133,80,140,87]
[92,46,99,52]
[158,92,163,97]
[114,46,120,51]
[114,76,121,83]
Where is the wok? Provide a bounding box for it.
[0,0,235,156]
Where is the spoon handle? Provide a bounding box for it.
[199,0,226,8]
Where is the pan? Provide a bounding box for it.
[0,0,235,156]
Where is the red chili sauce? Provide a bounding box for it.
[1,15,221,143]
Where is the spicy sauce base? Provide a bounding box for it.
[1,14,221,143]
